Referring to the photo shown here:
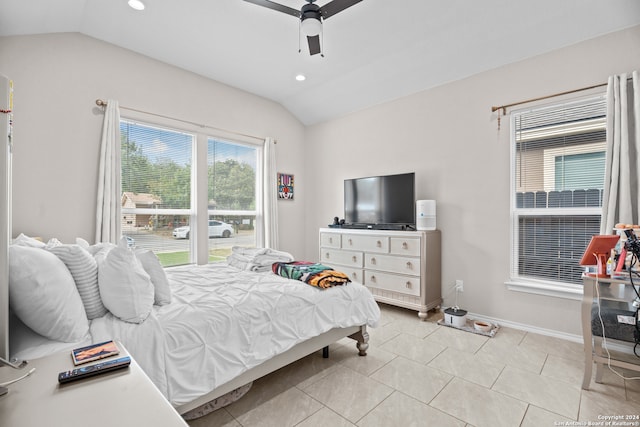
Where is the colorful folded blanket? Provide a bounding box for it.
[272,261,351,289]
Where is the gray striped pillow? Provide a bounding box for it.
[48,244,108,319]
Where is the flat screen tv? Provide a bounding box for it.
[344,172,415,227]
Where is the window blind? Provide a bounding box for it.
[120,120,194,265]
[121,120,193,210]
[512,96,607,285]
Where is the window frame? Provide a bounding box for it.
[506,95,607,300]
[204,136,262,264]
[119,112,263,266]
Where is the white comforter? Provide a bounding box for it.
[89,263,380,406]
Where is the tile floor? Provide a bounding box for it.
[188,304,640,427]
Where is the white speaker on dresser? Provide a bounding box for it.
[416,200,436,230]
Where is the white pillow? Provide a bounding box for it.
[45,237,63,249]
[47,244,109,319]
[84,241,117,256]
[76,237,91,249]
[135,249,172,305]
[12,233,45,248]
[97,245,154,323]
[8,245,90,342]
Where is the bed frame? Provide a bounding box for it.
[175,324,369,414]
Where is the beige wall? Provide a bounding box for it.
[303,25,640,337]
[0,33,307,257]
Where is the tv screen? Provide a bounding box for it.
[344,172,415,226]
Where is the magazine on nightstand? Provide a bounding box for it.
[71,340,120,366]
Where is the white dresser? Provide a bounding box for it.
[319,228,441,319]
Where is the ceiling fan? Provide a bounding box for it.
[243,0,363,56]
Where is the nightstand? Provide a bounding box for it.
[0,343,188,427]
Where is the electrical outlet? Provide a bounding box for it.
[455,279,464,292]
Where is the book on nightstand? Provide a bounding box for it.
[71,340,120,366]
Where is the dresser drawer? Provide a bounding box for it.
[365,270,420,297]
[320,249,363,267]
[365,253,420,276]
[342,234,389,253]
[390,236,421,257]
[320,233,341,248]
[336,267,364,284]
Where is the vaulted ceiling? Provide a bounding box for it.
[1,0,639,125]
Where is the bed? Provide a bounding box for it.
[6,237,381,416]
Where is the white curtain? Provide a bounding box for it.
[261,137,279,249]
[95,100,122,243]
[601,71,640,234]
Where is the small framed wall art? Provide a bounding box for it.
[278,173,294,200]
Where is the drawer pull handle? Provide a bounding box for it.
[406,281,412,288]
[370,257,376,265]
[348,238,353,246]
[402,242,408,249]
[370,275,376,283]
[325,252,330,259]
[329,237,333,244]
[352,255,357,263]
[352,272,358,279]
[406,261,412,268]
[377,240,382,247]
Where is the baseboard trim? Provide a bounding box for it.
[463,311,637,355]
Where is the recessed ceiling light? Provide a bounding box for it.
[128,0,145,11]
[295,74,306,82]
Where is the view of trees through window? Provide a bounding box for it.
[120,120,258,266]
[207,138,258,260]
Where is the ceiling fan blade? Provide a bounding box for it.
[319,0,363,19]
[307,35,321,55]
[242,0,300,17]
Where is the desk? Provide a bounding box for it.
[0,343,188,427]
[581,274,640,390]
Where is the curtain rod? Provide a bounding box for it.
[95,99,269,143]
[490,82,608,115]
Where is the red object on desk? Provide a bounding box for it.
[615,247,627,272]
[579,234,620,278]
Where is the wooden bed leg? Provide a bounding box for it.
[349,325,370,356]
[322,346,329,358]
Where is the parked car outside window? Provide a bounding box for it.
[172,220,234,239]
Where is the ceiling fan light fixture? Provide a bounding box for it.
[128,0,145,11]
[301,17,322,36]
[243,0,363,56]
